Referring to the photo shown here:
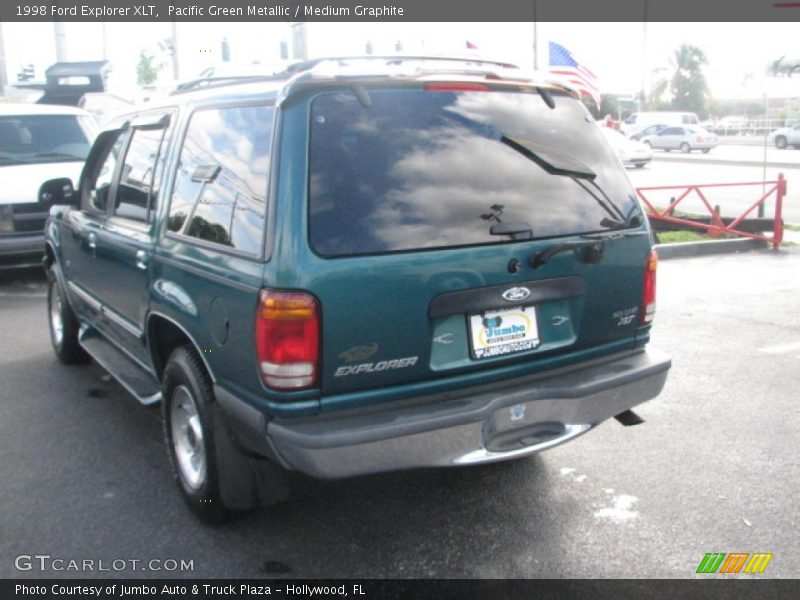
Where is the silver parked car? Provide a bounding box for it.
[769,124,800,149]
[640,126,718,154]
[630,123,667,141]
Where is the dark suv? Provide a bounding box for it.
[43,57,671,522]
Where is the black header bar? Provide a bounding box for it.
[2,0,799,22]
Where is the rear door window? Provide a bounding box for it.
[308,88,640,257]
[167,104,273,255]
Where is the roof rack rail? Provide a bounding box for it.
[170,55,524,96]
[171,73,289,95]
[283,55,521,74]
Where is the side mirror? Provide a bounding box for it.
[39,178,78,208]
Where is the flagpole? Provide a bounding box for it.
[533,0,538,70]
[641,0,649,111]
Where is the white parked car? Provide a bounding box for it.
[769,124,800,149]
[640,126,718,154]
[600,126,653,168]
[620,111,700,137]
[0,103,96,268]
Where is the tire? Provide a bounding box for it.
[792,144,800,150]
[702,148,711,154]
[47,268,89,364]
[634,163,645,169]
[162,346,232,524]
[680,142,691,153]
[775,136,787,149]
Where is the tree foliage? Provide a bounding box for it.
[767,56,800,78]
[136,51,162,86]
[647,43,712,117]
[669,44,710,116]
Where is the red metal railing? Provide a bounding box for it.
[636,173,787,250]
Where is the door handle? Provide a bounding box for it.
[87,232,97,250]
[135,250,148,270]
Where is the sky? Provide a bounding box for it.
[2,21,799,100]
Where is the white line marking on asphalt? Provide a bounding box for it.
[0,292,46,298]
[0,292,47,298]
[758,340,800,355]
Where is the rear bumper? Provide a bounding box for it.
[0,233,44,268]
[218,347,671,479]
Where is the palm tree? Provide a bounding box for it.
[669,44,710,116]
[767,56,800,78]
[647,66,670,109]
[646,44,710,116]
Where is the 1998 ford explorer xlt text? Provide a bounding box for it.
[43,57,671,523]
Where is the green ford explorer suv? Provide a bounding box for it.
[43,57,671,523]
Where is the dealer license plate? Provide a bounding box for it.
[469,306,540,359]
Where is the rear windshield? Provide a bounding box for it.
[0,114,94,166]
[308,87,641,257]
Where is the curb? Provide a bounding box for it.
[653,155,800,170]
[655,238,769,260]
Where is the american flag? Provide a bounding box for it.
[548,41,601,108]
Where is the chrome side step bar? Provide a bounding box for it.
[79,326,162,406]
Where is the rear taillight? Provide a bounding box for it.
[640,250,658,325]
[255,290,320,390]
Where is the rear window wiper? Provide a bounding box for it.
[500,135,628,228]
[500,135,596,180]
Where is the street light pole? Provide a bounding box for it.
[54,21,67,62]
[0,23,8,95]
[641,1,649,111]
[171,21,179,80]
[532,1,538,70]
[760,92,769,218]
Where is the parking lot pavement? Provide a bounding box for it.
[652,142,800,168]
[1,250,799,579]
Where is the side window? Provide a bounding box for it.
[114,128,163,222]
[84,133,125,214]
[167,104,273,255]
[113,115,173,224]
[660,127,680,136]
[683,114,698,125]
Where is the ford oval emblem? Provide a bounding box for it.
[502,287,531,302]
